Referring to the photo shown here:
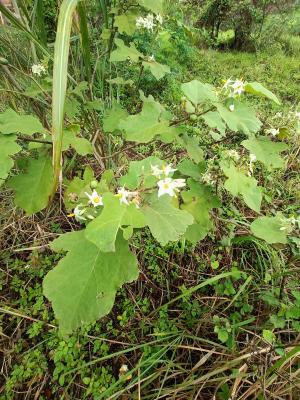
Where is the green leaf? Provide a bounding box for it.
[177,159,205,180]
[181,180,220,243]
[103,103,129,133]
[245,82,280,105]
[142,196,194,246]
[7,155,54,215]
[110,39,143,63]
[216,102,262,135]
[181,80,218,106]
[62,126,93,155]
[107,77,134,86]
[85,193,146,252]
[64,166,94,211]
[180,134,204,163]
[217,328,229,343]
[142,60,170,80]
[114,11,138,35]
[43,231,139,334]
[119,102,177,143]
[242,136,288,169]
[0,134,21,186]
[119,156,163,190]
[263,329,276,344]
[0,108,45,135]
[138,0,163,13]
[201,111,226,135]
[250,214,288,244]
[221,161,262,212]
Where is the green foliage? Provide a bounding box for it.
[181,80,218,105]
[142,59,170,80]
[221,161,262,212]
[0,108,45,135]
[138,0,164,14]
[119,101,177,143]
[250,214,289,244]
[85,193,146,252]
[44,231,139,334]
[142,195,194,245]
[245,82,281,105]
[242,136,288,169]
[0,135,21,186]
[216,101,262,135]
[7,154,54,215]
[181,179,220,242]
[110,39,143,62]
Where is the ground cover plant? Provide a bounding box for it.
[0,0,300,399]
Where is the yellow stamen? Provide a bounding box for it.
[67,213,75,218]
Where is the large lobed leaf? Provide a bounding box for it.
[85,193,146,252]
[142,60,170,80]
[142,195,194,246]
[110,39,143,63]
[0,108,45,135]
[43,231,139,334]
[245,82,280,105]
[242,136,288,169]
[216,102,262,135]
[250,214,288,244]
[181,80,218,106]
[138,0,163,14]
[221,161,263,213]
[7,155,54,215]
[181,179,220,243]
[0,135,21,186]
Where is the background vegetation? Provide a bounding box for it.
[0,0,300,399]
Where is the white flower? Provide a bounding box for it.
[74,205,86,221]
[295,111,300,120]
[231,79,245,96]
[229,104,235,112]
[151,164,177,178]
[151,164,162,178]
[136,14,156,31]
[136,16,145,29]
[266,128,279,137]
[85,190,103,207]
[248,153,257,175]
[227,149,240,161]
[223,78,234,91]
[117,187,130,205]
[156,14,163,24]
[148,54,155,62]
[116,187,139,206]
[157,178,186,197]
[224,78,245,97]
[31,64,46,76]
[202,172,215,185]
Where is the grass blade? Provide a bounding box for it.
[51,0,80,194]
[77,1,92,83]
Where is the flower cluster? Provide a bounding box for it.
[265,127,279,137]
[248,153,257,176]
[226,149,240,162]
[136,13,163,31]
[223,78,245,97]
[151,164,186,197]
[31,64,46,76]
[69,163,186,223]
[279,216,299,233]
[116,187,140,207]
